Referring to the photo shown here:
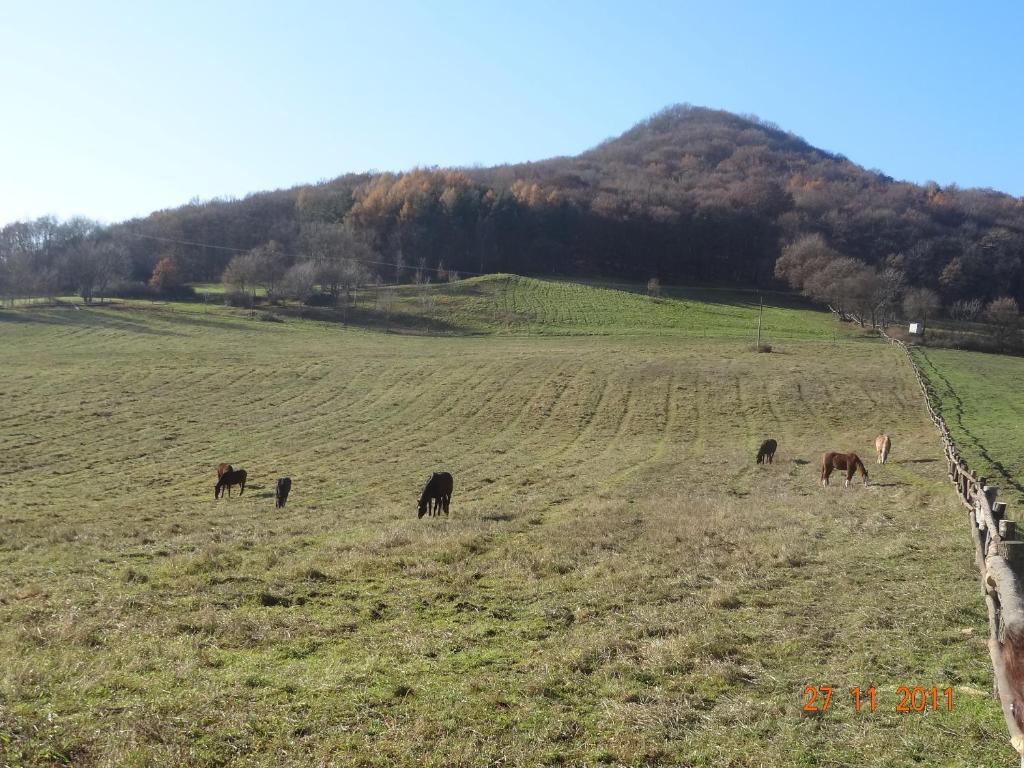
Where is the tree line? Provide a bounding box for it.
[3,104,1024,316]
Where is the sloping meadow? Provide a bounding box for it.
[0,286,1008,766]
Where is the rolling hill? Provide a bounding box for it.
[60,106,1024,299]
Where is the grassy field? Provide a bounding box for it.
[0,278,1009,766]
[157,274,846,340]
[914,346,1024,505]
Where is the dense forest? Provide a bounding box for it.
[3,105,1024,319]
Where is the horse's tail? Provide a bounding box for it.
[881,439,891,463]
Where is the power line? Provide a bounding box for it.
[127,231,250,253]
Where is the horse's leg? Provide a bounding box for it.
[443,494,450,516]
[239,480,245,497]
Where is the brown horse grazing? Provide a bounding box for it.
[418,471,453,518]
[756,439,778,465]
[820,452,869,487]
[216,463,233,478]
[215,468,247,499]
[875,434,891,464]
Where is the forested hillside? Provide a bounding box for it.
[3,105,1023,311]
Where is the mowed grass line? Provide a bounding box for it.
[914,346,1024,505]
[0,291,1009,767]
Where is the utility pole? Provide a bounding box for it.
[756,296,764,348]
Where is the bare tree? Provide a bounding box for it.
[950,298,983,322]
[902,287,941,337]
[280,261,319,303]
[300,223,373,306]
[985,296,1020,352]
[375,284,395,331]
[417,277,437,320]
[774,234,843,291]
[63,238,128,304]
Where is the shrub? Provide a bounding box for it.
[303,292,335,307]
[107,281,196,300]
[224,290,253,307]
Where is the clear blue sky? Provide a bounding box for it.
[2,0,1022,226]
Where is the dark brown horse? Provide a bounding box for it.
[216,463,233,478]
[820,452,868,487]
[215,468,247,499]
[275,477,292,509]
[418,471,453,518]
[756,439,778,465]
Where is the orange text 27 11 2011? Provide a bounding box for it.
[801,685,954,714]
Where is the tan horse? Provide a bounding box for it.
[821,452,869,487]
[874,434,891,464]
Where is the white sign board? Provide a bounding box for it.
[909,323,921,335]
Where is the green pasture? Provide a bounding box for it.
[0,278,1008,766]
[914,346,1024,505]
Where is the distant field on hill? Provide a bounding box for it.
[187,274,845,340]
[0,282,1007,766]
[914,346,1024,504]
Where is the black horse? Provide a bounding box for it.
[418,471,453,518]
[756,439,778,465]
[276,477,292,508]
[215,468,247,499]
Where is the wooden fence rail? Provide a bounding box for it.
[881,329,1024,762]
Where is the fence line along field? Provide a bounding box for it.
[0,278,1008,766]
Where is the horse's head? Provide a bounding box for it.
[417,497,428,518]
[214,482,221,499]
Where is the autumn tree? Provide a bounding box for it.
[149,256,182,292]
